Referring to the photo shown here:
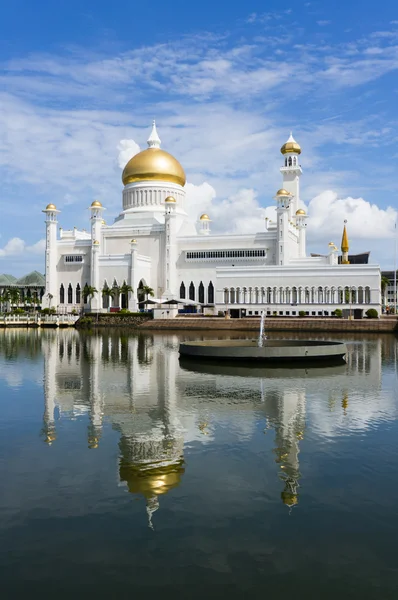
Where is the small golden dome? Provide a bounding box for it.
[131,239,137,243]
[200,214,210,221]
[45,203,56,210]
[165,196,176,203]
[122,148,186,187]
[102,219,106,225]
[93,240,100,245]
[91,200,102,207]
[281,491,298,506]
[281,132,301,155]
[276,188,291,197]
[119,460,185,498]
[296,208,306,215]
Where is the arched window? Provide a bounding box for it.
[230,288,235,304]
[83,283,89,304]
[60,284,65,304]
[198,281,204,303]
[76,284,81,304]
[180,282,186,299]
[208,281,214,304]
[68,284,73,304]
[288,156,292,166]
[189,281,195,301]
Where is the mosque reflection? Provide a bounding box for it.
[0,328,393,524]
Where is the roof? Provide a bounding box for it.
[0,274,17,285]
[15,271,45,286]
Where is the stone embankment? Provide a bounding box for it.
[137,317,398,333]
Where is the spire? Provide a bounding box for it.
[341,220,349,252]
[147,120,161,149]
[341,220,350,264]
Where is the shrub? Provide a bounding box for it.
[299,311,306,317]
[217,311,225,317]
[273,311,277,317]
[71,309,78,316]
[41,307,56,315]
[12,308,25,315]
[366,308,378,319]
[119,309,131,314]
[78,316,94,327]
[333,309,343,318]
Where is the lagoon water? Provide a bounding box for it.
[0,328,397,598]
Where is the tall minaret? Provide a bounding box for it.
[275,189,292,266]
[163,196,178,298]
[280,132,302,219]
[90,201,104,310]
[43,203,60,309]
[341,220,350,264]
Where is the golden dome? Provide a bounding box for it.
[91,200,102,207]
[119,460,185,498]
[93,240,100,245]
[45,203,56,210]
[122,148,186,187]
[131,239,137,243]
[281,132,301,155]
[296,208,306,215]
[165,196,176,203]
[281,491,298,506]
[200,214,210,221]
[276,188,291,197]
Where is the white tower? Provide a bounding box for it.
[163,196,178,298]
[199,213,211,235]
[280,133,302,219]
[275,189,292,266]
[43,203,60,309]
[295,208,307,258]
[89,200,104,311]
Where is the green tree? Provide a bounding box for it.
[142,285,154,302]
[83,285,98,304]
[120,282,134,309]
[381,275,390,306]
[8,287,20,309]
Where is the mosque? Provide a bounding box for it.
[43,122,381,317]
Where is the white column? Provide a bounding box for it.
[90,241,100,310]
[163,199,178,298]
[129,239,138,311]
[43,204,60,309]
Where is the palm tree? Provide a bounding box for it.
[8,287,20,310]
[142,285,154,302]
[381,275,390,307]
[102,284,115,309]
[120,282,134,309]
[83,285,98,304]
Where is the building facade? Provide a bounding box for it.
[43,123,381,317]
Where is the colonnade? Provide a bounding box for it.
[223,285,372,305]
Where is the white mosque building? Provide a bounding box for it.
[43,122,381,317]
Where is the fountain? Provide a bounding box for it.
[258,311,266,347]
[179,317,347,363]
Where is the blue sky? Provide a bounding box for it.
[1,0,398,274]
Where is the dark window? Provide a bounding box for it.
[198,281,204,303]
[189,282,195,301]
[76,284,81,304]
[180,282,186,299]
[68,284,73,304]
[60,284,65,304]
[208,281,214,304]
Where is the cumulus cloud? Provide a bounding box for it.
[307,191,397,242]
[117,139,140,169]
[0,237,45,258]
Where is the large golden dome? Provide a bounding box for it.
[122,121,186,187]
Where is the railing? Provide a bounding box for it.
[1,314,79,326]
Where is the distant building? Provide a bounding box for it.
[381,270,397,308]
[0,271,45,305]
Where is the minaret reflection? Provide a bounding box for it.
[266,388,306,509]
[42,331,57,445]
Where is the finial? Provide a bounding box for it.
[147,120,161,149]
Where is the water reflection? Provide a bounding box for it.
[0,329,397,527]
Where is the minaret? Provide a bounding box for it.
[163,196,178,298]
[42,203,60,309]
[199,213,211,235]
[295,208,307,258]
[129,239,138,311]
[280,132,302,219]
[275,189,292,266]
[89,201,104,310]
[341,220,350,264]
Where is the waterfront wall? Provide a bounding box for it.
[138,317,398,333]
[76,313,153,328]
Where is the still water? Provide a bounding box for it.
[0,328,398,598]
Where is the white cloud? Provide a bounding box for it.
[307,190,397,242]
[117,139,140,169]
[0,237,45,258]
